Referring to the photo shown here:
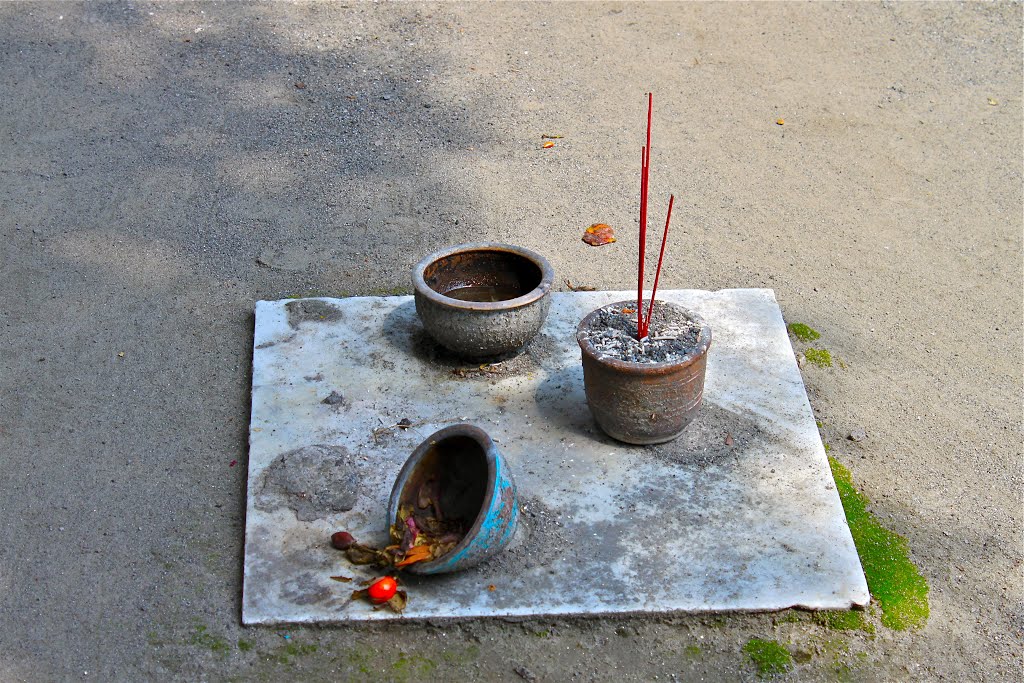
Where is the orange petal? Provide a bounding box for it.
[395,545,432,567]
[542,141,555,149]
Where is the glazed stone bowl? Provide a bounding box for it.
[387,423,519,574]
[412,242,554,358]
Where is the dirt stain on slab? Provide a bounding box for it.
[286,299,344,329]
[255,444,360,521]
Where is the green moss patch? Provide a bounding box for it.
[273,641,317,665]
[804,348,833,367]
[189,625,230,656]
[391,653,437,682]
[787,323,821,342]
[829,457,929,630]
[812,610,875,633]
[441,644,480,665]
[744,638,793,678]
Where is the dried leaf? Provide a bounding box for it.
[345,543,388,566]
[351,587,370,601]
[621,307,635,314]
[295,81,307,89]
[542,141,555,149]
[541,134,563,139]
[330,575,353,583]
[565,280,596,292]
[987,97,998,106]
[384,590,408,613]
[582,223,616,246]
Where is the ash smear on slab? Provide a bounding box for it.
[255,444,360,521]
[579,300,705,364]
[255,333,295,350]
[285,299,343,329]
[471,496,570,574]
[646,403,772,468]
[280,571,346,609]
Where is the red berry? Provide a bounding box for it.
[331,531,356,550]
[367,576,398,604]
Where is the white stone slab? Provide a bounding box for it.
[243,290,869,624]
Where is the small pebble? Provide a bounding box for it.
[848,427,867,442]
[514,666,537,682]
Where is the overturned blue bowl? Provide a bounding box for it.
[387,424,519,574]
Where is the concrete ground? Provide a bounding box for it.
[1,2,1020,681]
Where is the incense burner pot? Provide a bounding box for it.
[388,424,519,574]
[576,300,712,445]
[412,243,554,358]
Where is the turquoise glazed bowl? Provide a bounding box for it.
[387,424,519,574]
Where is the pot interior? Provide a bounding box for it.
[423,250,543,303]
[396,435,489,535]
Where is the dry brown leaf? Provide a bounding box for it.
[565,280,596,292]
[582,223,616,246]
[345,543,389,567]
[329,575,353,583]
[384,590,408,613]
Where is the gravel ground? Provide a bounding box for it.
[1,2,1020,681]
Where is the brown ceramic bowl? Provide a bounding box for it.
[412,243,554,358]
[577,300,712,445]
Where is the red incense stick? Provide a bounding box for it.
[637,146,647,336]
[643,194,675,336]
[637,93,653,339]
